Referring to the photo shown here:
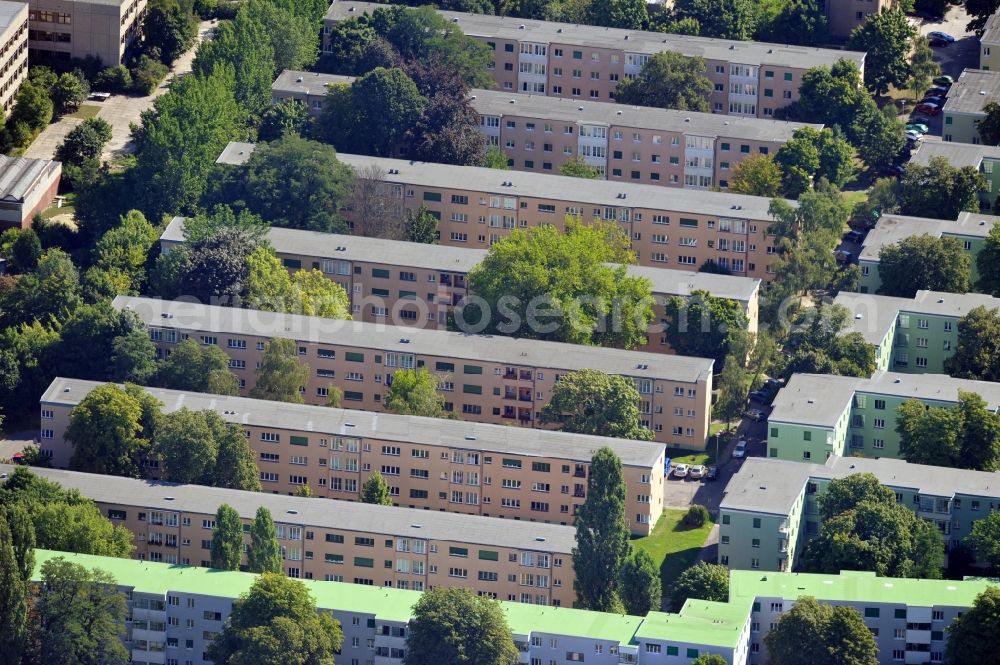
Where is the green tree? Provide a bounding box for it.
[754,0,828,45]
[33,502,134,558]
[50,72,89,114]
[212,421,263,491]
[250,338,310,403]
[92,210,158,292]
[850,99,906,173]
[783,304,877,378]
[246,246,352,319]
[877,235,971,297]
[7,228,41,273]
[764,597,878,665]
[847,8,916,95]
[384,368,446,418]
[540,369,653,440]
[404,586,517,665]
[207,573,343,664]
[572,447,630,612]
[618,549,661,615]
[979,102,1000,146]
[404,205,439,244]
[559,156,601,179]
[900,156,987,219]
[1,248,81,329]
[663,290,749,366]
[248,507,282,574]
[896,392,1000,470]
[614,52,713,112]
[966,0,1000,32]
[157,338,238,394]
[957,391,1000,471]
[669,562,729,612]
[0,515,27,665]
[210,503,243,570]
[945,306,1000,382]
[258,99,310,141]
[482,145,510,169]
[142,0,198,64]
[671,0,757,39]
[908,36,940,99]
[966,511,1000,570]
[8,80,53,132]
[977,224,1000,295]
[156,408,219,484]
[585,0,646,28]
[465,221,653,348]
[690,656,729,665]
[714,350,748,430]
[109,327,158,384]
[66,383,156,478]
[361,471,393,505]
[946,586,1000,664]
[818,473,895,520]
[2,504,35,582]
[795,59,866,130]
[35,557,129,665]
[728,154,782,197]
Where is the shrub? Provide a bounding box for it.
[683,504,710,528]
[130,56,169,95]
[94,65,133,93]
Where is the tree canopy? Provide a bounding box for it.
[877,235,971,298]
[663,290,749,367]
[403,586,517,665]
[763,596,878,665]
[946,586,1000,665]
[899,156,986,220]
[248,507,282,574]
[896,392,1000,471]
[210,503,244,571]
[976,224,1000,296]
[944,306,1000,383]
[669,562,730,612]
[384,368,446,418]
[540,369,654,440]
[619,549,661,615]
[614,52,713,112]
[250,338,310,403]
[728,154,782,197]
[361,471,392,505]
[847,8,916,96]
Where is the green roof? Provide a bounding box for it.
[502,602,642,645]
[635,601,751,649]
[730,569,998,608]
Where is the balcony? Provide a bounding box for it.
[573,490,585,498]
[778,521,791,534]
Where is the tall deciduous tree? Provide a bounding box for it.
[965,0,1000,32]
[877,235,971,297]
[946,586,1000,664]
[585,0,646,28]
[156,338,238,394]
[248,507,282,574]
[540,369,653,440]
[384,368,446,418]
[207,573,343,664]
[663,290,748,366]
[671,0,757,39]
[250,338,310,404]
[614,52,713,112]
[573,447,630,612]
[754,0,828,45]
[155,408,220,484]
[210,503,244,571]
[404,206,439,244]
[142,0,198,65]
[361,471,392,505]
[669,562,729,612]
[559,156,601,179]
[619,549,662,615]
[0,515,27,665]
[728,154,782,197]
[2,504,35,583]
[764,597,878,665]
[979,102,1000,147]
[945,306,1000,382]
[850,99,906,173]
[978,225,1000,295]
[795,59,866,130]
[67,384,157,478]
[404,586,517,665]
[899,156,986,219]
[896,392,1000,470]
[847,8,916,96]
[909,36,940,99]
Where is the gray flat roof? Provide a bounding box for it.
[858,212,1000,262]
[834,290,1000,344]
[943,69,1000,116]
[40,377,664,468]
[271,70,353,96]
[112,296,715,383]
[161,218,760,303]
[910,140,1000,169]
[0,155,58,203]
[0,464,576,553]
[324,1,865,70]
[216,143,786,220]
[0,1,25,29]
[770,371,1000,428]
[719,457,817,515]
[982,11,1000,45]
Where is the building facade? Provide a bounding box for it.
[0,154,61,229]
[322,1,864,120]
[720,455,1000,578]
[112,296,715,450]
[218,143,791,283]
[0,1,27,113]
[271,70,820,190]
[911,141,1000,210]
[822,0,894,40]
[942,68,1000,145]
[981,11,1000,71]
[27,0,145,66]
[857,211,999,294]
[160,217,761,355]
[764,371,1000,463]
[39,378,667,534]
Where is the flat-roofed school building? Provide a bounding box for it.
[27,0,146,66]
[112,296,715,449]
[39,378,667,534]
[322,1,864,120]
[8,466,578,606]
[217,143,791,283]
[271,70,820,190]
[160,217,761,355]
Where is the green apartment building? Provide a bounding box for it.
[857,212,999,294]
[911,141,1000,211]
[834,290,1000,374]
[942,68,1000,145]
[765,371,1000,462]
[720,455,1000,574]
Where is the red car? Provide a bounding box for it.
[915,102,940,116]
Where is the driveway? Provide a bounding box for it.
[25,19,215,162]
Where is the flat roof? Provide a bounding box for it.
[858,212,1000,263]
[40,377,665,468]
[635,601,750,649]
[271,70,353,97]
[719,457,817,515]
[834,290,1000,344]
[113,296,715,383]
[0,1,25,30]
[216,143,786,221]
[323,1,864,71]
[4,465,577,553]
[769,371,1000,428]
[982,10,1000,45]
[910,140,1000,169]
[161,218,760,304]
[943,69,1000,115]
[730,568,996,609]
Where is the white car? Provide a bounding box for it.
[689,465,707,479]
[733,440,748,458]
[905,130,924,143]
[673,463,690,478]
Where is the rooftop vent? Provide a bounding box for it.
[578,106,583,111]
[807,398,815,404]
[509,99,516,103]
[624,35,629,40]
[451,17,458,22]
[399,338,410,343]
[465,435,477,440]
[637,363,649,370]
[164,496,175,501]
[684,117,690,122]
[616,110,622,115]
[535,537,546,542]
[982,90,989,95]
[295,77,303,83]
[287,509,298,515]
[63,387,71,392]
[937,298,944,303]
[411,524,422,528]
[344,423,356,428]
[470,95,476,100]
[855,314,863,320]
[894,378,902,383]
[519,24,525,29]
[557,28,562,33]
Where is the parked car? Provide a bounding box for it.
[748,389,769,402]
[884,164,906,177]
[673,463,689,478]
[706,466,718,481]
[915,102,940,116]
[933,75,954,86]
[835,249,852,264]
[905,130,924,143]
[745,408,767,422]
[927,86,949,97]
[844,229,865,243]
[906,123,929,134]
[928,31,956,42]
[733,440,748,458]
[764,377,785,391]
[928,37,950,47]
[689,465,707,480]
[910,114,932,125]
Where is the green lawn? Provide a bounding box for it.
[632,508,716,596]
[66,104,101,120]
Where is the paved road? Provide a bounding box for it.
[25,19,215,162]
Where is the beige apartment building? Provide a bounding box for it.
[0,2,26,113]
[39,377,667,534]
[272,70,820,190]
[160,217,761,354]
[981,11,1000,71]
[218,143,791,283]
[4,464,578,605]
[111,295,715,449]
[28,0,145,66]
[322,1,864,120]
[823,0,893,40]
